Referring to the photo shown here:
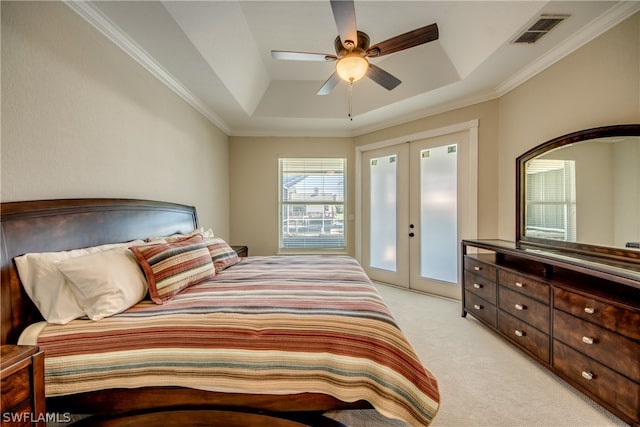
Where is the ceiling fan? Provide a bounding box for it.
[271,0,439,97]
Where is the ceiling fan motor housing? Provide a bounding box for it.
[334,31,370,57]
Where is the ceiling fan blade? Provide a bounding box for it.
[271,51,337,61]
[330,0,358,49]
[367,64,401,91]
[316,72,341,95]
[367,23,439,57]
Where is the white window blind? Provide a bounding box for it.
[279,158,346,250]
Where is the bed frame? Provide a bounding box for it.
[1,198,368,421]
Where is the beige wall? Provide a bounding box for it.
[497,12,640,241]
[230,103,498,257]
[1,1,230,237]
[230,12,639,255]
[355,12,639,246]
[229,137,353,255]
[3,2,638,254]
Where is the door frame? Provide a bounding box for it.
[355,119,479,288]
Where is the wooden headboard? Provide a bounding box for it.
[1,198,198,345]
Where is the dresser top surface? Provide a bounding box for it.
[463,239,640,289]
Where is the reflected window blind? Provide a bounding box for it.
[279,158,346,250]
[525,159,576,241]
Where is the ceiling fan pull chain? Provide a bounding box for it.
[348,82,353,120]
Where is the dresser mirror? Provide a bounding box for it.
[516,124,640,261]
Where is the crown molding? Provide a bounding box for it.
[229,91,497,138]
[64,1,231,135]
[496,1,640,96]
[351,90,498,138]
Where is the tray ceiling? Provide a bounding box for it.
[69,1,639,136]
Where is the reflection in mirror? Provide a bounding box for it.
[523,135,640,252]
[525,158,576,241]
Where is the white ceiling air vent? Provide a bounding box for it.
[512,14,569,44]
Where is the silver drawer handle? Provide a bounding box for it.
[474,266,481,271]
[515,282,524,288]
[514,330,525,337]
[584,307,595,314]
[581,371,594,380]
[515,303,525,311]
[582,336,594,345]
[473,304,482,310]
[473,283,482,289]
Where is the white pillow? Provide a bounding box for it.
[15,251,85,324]
[55,247,148,321]
[14,240,145,324]
[146,227,214,243]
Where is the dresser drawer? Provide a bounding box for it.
[464,271,497,305]
[499,286,550,333]
[498,269,549,304]
[465,290,497,328]
[553,340,639,422]
[554,288,640,340]
[498,311,550,363]
[554,309,640,382]
[463,256,496,281]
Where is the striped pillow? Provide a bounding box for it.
[204,237,241,273]
[130,235,215,304]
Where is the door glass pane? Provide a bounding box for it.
[370,155,397,271]
[420,145,457,283]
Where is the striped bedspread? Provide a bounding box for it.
[30,256,440,425]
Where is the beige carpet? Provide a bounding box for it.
[326,283,628,427]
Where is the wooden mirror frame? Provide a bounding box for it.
[516,124,640,262]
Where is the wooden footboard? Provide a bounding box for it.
[71,409,352,427]
[47,388,370,416]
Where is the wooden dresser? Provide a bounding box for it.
[462,239,640,426]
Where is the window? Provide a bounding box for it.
[279,158,346,250]
[525,159,576,241]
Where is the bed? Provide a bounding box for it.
[1,198,439,426]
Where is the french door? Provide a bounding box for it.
[360,128,476,299]
[361,143,410,286]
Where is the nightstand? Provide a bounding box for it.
[1,345,45,426]
[232,246,248,257]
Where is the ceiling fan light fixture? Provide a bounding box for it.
[336,53,369,83]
